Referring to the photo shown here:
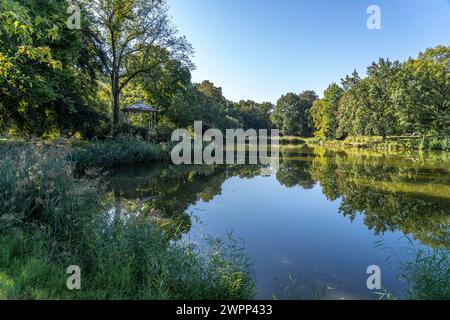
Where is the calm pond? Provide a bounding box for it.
[105,146,450,299]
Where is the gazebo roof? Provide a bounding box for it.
[123,100,158,113]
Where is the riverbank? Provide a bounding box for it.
[0,139,254,300]
[300,136,450,152]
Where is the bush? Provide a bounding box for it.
[0,145,255,300]
[68,135,168,173]
[155,120,178,143]
[429,139,443,151]
[420,136,450,151]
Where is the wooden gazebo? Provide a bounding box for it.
[123,100,158,134]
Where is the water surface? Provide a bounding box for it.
[105,146,450,299]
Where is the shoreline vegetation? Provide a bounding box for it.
[0,141,255,299]
[278,136,450,152]
[305,136,450,151]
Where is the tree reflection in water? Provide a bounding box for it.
[104,146,449,248]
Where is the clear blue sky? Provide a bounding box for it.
[169,0,450,103]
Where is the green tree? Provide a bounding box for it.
[234,100,274,129]
[85,0,193,135]
[298,90,318,137]
[395,46,450,135]
[192,80,243,130]
[336,60,402,140]
[311,84,343,139]
[322,83,343,139]
[121,47,192,128]
[272,91,317,137]
[364,58,401,139]
[337,71,368,138]
[0,0,104,137]
[310,99,325,137]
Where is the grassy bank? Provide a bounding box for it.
[301,136,450,152]
[0,134,173,173]
[67,135,172,174]
[0,143,254,299]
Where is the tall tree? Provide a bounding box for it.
[364,58,401,139]
[322,83,343,139]
[235,100,274,129]
[337,71,363,138]
[310,99,325,137]
[298,90,318,137]
[337,61,401,140]
[395,46,450,135]
[85,0,193,135]
[310,84,343,139]
[121,46,192,127]
[272,91,317,137]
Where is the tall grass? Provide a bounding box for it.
[68,135,170,174]
[399,244,449,300]
[0,146,99,243]
[0,145,255,300]
[374,238,449,300]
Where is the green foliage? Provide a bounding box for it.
[336,60,402,139]
[193,80,244,130]
[0,145,255,299]
[309,135,450,151]
[0,145,100,243]
[0,0,105,137]
[395,46,450,135]
[376,239,450,300]
[0,0,447,149]
[311,46,450,141]
[120,47,194,129]
[310,83,343,139]
[334,47,449,141]
[85,0,194,135]
[421,136,450,151]
[234,100,274,130]
[272,91,317,137]
[310,99,325,137]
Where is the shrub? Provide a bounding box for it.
[420,136,450,151]
[442,137,450,151]
[155,120,178,143]
[429,139,443,151]
[68,135,168,173]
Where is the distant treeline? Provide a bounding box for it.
[270,46,449,140]
[0,1,448,141]
[309,46,449,140]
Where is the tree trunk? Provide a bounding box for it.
[111,74,120,137]
[381,126,387,141]
[112,91,119,137]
